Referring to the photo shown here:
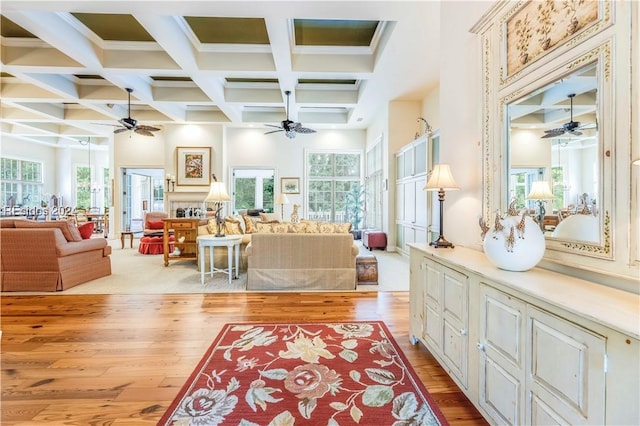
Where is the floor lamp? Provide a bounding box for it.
[204,175,231,237]
[275,193,289,221]
[424,164,459,248]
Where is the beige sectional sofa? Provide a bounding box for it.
[0,219,112,291]
[246,233,358,291]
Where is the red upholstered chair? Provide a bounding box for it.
[139,235,174,255]
[143,211,168,236]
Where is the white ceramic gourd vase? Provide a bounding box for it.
[481,209,546,272]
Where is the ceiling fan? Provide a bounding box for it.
[264,90,317,139]
[111,88,160,137]
[541,93,592,138]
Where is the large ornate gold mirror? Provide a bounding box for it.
[503,48,612,258]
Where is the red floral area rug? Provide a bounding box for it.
[158,321,448,425]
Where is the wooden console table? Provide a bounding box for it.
[162,218,200,266]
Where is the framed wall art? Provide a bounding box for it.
[281,177,300,194]
[176,146,211,186]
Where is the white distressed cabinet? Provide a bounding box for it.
[409,244,639,426]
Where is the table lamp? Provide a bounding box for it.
[275,193,289,220]
[424,164,459,248]
[526,180,554,231]
[204,175,231,237]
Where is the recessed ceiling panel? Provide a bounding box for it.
[294,19,378,47]
[71,13,154,42]
[151,76,193,82]
[298,78,357,85]
[184,17,269,44]
[0,16,36,38]
[226,77,279,84]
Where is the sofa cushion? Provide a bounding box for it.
[78,222,94,239]
[255,222,288,233]
[68,221,83,241]
[14,219,82,242]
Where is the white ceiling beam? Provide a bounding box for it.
[3,10,103,70]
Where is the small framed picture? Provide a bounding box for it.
[281,177,300,194]
[176,146,211,186]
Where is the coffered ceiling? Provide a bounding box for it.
[0,1,440,147]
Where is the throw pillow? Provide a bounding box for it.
[302,220,322,233]
[148,220,164,230]
[206,219,218,234]
[255,222,289,233]
[78,222,94,239]
[67,221,83,241]
[259,212,280,223]
[242,214,262,234]
[319,222,352,233]
[288,222,307,233]
[224,217,244,235]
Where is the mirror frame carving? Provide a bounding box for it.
[484,37,614,260]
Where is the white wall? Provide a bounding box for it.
[226,127,365,219]
[0,136,108,208]
[439,1,493,250]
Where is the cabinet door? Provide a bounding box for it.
[526,307,605,425]
[414,138,427,175]
[396,183,405,222]
[404,180,416,224]
[414,179,427,227]
[423,260,442,351]
[441,267,469,388]
[479,285,526,426]
[409,250,426,343]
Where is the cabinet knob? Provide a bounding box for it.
[476,343,485,351]
[460,329,467,336]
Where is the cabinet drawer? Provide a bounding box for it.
[171,222,195,229]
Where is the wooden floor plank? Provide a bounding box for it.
[1,292,488,425]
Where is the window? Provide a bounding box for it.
[76,165,91,209]
[232,168,275,213]
[365,139,383,230]
[307,151,361,223]
[0,157,43,209]
[509,168,543,210]
[551,166,565,210]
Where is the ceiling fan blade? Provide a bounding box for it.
[568,130,583,136]
[541,128,565,138]
[265,124,283,129]
[135,128,155,137]
[92,122,122,127]
[136,124,160,132]
[264,129,284,135]
[294,127,317,134]
[114,127,129,134]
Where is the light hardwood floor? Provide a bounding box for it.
[1,292,487,425]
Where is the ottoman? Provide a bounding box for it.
[138,235,174,255]
[356,254,378,285]
[363,231,387,251]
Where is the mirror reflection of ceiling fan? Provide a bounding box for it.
[264,90,317,139]
[101,88,161,137]
[541,93,595,138]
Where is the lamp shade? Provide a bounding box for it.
[275,193,290,205]
[526,181,554,200]
[204,181,231,202]
[424,164,460,191]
